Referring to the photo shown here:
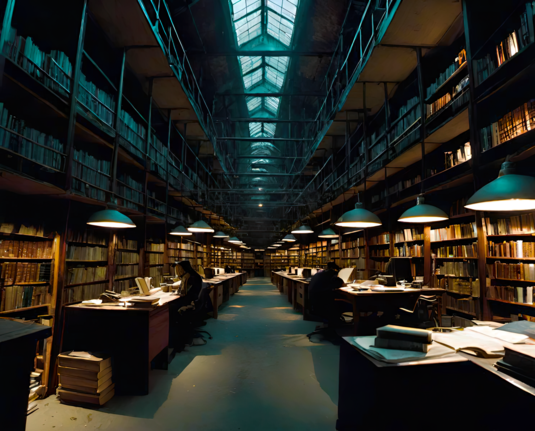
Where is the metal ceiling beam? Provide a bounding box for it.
[234,156,307,160]
[188,50,334,57]
[215,118,316,123]
[207,188,305,192]
[208,203,307,206]
[219,137,313,142]
[216,92,325,97]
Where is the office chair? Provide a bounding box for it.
[188,283,214,341]
[398,295,439,329]
[306,298,353,342]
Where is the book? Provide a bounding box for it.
[59,368,112,389]
[494,360,535,386]
[376,325,433,344]
[58,352,111,372]
[373,337,431,353]
[60,377,113,395]
[58,383,115,406]
[433,331,504,358]
[501,345,535,378]
[58,365,112,381]
[134,277,151,295]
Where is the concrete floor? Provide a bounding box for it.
[27,277,340,430]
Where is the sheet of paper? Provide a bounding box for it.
[433,331,505,355]
[68,351,92,358]
[465,326,528,344]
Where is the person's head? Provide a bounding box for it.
[327,261,340,272]
[175,260,195,277]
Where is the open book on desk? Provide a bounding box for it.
[433,331,505,358]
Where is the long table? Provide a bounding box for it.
[272,271,311,319]
[62,292,182,395]
[203,272,247,319]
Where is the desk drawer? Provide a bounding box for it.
[296,283,305,307]
[148,307,169,362]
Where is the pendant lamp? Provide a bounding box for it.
[291,225,313,234]
[283,234,297,242]
[465,160,535,211]
[335,202,381,228]
[398,196,448,223]
[170,225,192,236]
[318,227,338,238]
[213,231,229,238]
[187,220,214,233]
[228,237,241,243]
[87,204,135,228]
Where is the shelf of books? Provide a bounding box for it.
[483,212,535,320]
[337,232,366,274]
[367,232,390,273]
[0,221,60,397]
[145,238,165,288]
[167,238,198,269]
[242,251,255,270]
[114,233,140,293]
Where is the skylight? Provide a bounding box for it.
[246,96,280,115]
[238,56,289,94]
[249,122,276,138]
[234,9,262,46]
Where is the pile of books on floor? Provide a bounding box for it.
[57,351,114,406]
[28,370,43,415]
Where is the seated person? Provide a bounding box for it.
[308,261,347,327]
[174,260,203,313]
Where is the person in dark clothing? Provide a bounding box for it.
[308,261,346,325]
[174,260,203,312]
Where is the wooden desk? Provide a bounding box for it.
[0,319,52,431]
[339,287,445,335]
[203,273,246,319]
[272,271,311,319]
[338,338,535,430]
[62,292,182,395]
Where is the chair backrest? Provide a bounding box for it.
[194,282,213,313]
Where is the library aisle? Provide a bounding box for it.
[27,278,339,430]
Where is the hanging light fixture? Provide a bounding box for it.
[170,225,192,236]
[291,225,313,234]
[213,231,229,238]
[227,236,241,243]
[335,202,381,228]
[87,204,135,228]
[318,227,338,238]
[187,220,214,233]
[272,243,282,247]
[398,196,448,223]
[283,234,297,242]
[465,160,535,211]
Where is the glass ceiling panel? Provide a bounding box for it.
[246,96,262,112]
[231,0,262,21]
[249,122,263,136]
[243,68,263,89]
[265,97,280,114]
[240,56,262,74]
[265,56,289,74]
[235,9,262,46]
[249,122,276,138]
[264,123,276,136]
[265,65,285,89]
[267,0,299,22]
[267,10,294,47]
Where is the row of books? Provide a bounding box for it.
[427,92,451,118]
[444,142,472,170]
[146,253,164,265]
[369,233,390,245]
[394,244,423,257]
[434,243,478,258]
[371,249,390,257]
[444,295,479,315]
[72,160,110,191]
[341,239,364,248]
[446,277,480,297]
[487,285,534,304]
[487,240,535,258]
[66,245,107,261]
[78,72,115,127]
[114,278,136,292]
[425,51,466,99]
[148,134,168,179]
[115,251,139,264]
[73,147,110,178]
[487,262,535,281]
[0,223,46,237]
[369,260,388,271]
[118,109,147,156]
[449,197,472,217]
[148,194,166,214]
[3,27,72,97]
[116,238,137,250]
[63,282,108,304]
[66,266,107,285]
[394,228,424,243]
[435,261,477,277]
[0,240,54,258]
[341,250,364,259]
[388,175,421,196]
[1,284,49,312]
[391,96,419,142]
[67,230,107,245]
[430,222,477,242]
[114,264,138,280]
[483,213,535,235]
[72,178,106,202]
[476,4,533,86]
[0,262,51,285]
[0,102,65,170]
[147,266,163,287]
[168,241,196,251]
[480,100,535,151]
[147,243,165,252]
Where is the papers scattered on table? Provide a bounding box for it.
[472,320,504,328]
[465,326,528,344]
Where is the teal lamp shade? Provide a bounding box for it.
[187,220,214,233]
[283,234,297,242]
[465,161,535,211]
[227,236,241,243]
[87,208,135,228]
[318,228,338,238]
[213,231,229,238]
[291,225,313,234]
[170,225,192,236]
[335,203,381,228]
[398,196,448,223]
